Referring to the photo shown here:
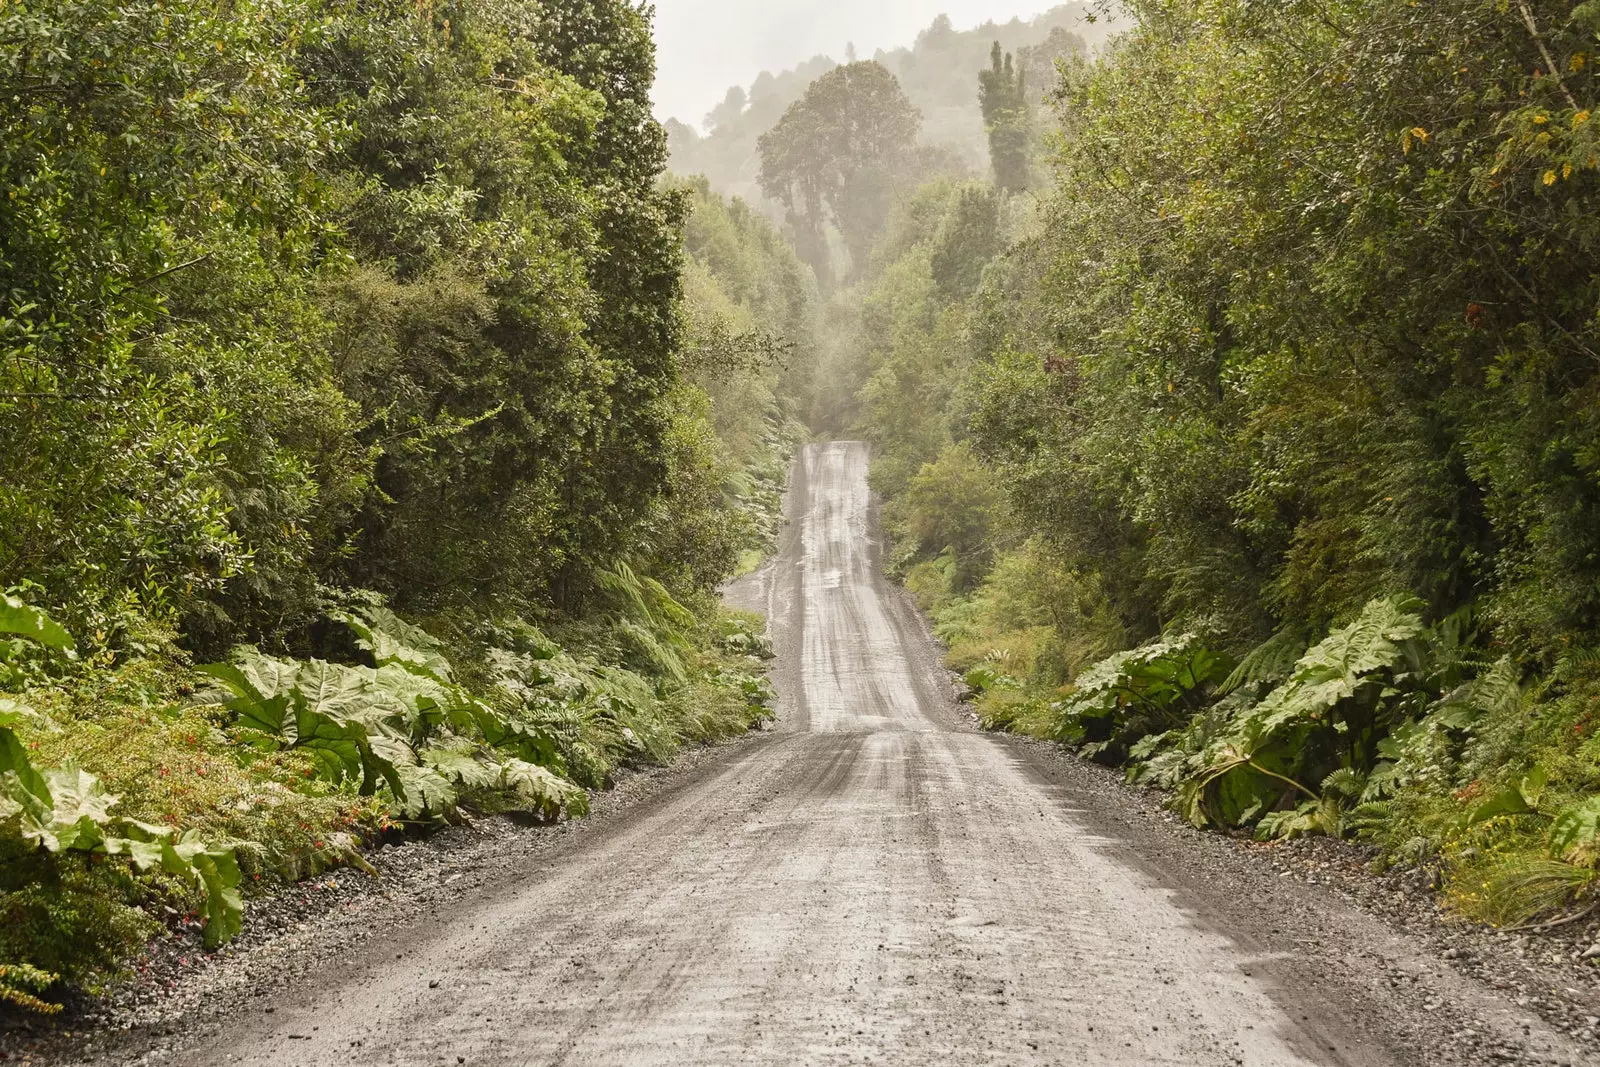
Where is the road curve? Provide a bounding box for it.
[177,441,1397,1067]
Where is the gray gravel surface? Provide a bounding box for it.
[6,440,1598,1067]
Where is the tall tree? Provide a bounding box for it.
[757,61,922,283]
[979,42,1031,194]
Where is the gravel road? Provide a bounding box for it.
[45,441,1596,1067]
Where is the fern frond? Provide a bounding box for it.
[1321,767,1367,800]
[1556,647,1600,682]
[1219,629,1306,695]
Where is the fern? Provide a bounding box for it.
[1219,629,1305,695]
[1555,647,1600,682]
[1433,655,1521,726]
[1321,768,1367,800]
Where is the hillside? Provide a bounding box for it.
[665,4,1111,208]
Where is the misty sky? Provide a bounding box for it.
[651,1,1054,127]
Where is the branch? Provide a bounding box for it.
[1517,1,1580,111]
[128,253,215,290]
[1502,901,1597,934]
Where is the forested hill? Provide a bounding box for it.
[664,4,1109,207]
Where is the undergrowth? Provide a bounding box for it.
[0,578,775,1013]
[913,545,1600,931]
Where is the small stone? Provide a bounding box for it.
[1580,944,1600,960]
[429,979,441,989]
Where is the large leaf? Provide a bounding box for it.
[502,759,586,820]
[0,595,76,656]
[199,651,297,738]
[1288,596,1424,710]
[0,706,50,817]
[336,609,454,684]
[422,745,499,790]
[1549,796,1600,866]
[468,706,567,771]
[170,834,245,947]
[390,761,457,819]
[370,664,456,736]
[1467,768,1549,826]
[292,660,378,724]
[363,729,414,801]
[23,765,119,852]
[291,706,368,787]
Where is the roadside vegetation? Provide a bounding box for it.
[0,0,812,1013]
[726,0,1600,931]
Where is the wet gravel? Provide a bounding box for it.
[989,716,1600,1067]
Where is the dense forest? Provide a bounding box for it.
[0,0,812,1012]
[725,0,1600,932]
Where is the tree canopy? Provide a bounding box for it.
[757,61,923,283]
[978,43,1031,193]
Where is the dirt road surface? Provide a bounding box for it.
[137,441,1583,1067]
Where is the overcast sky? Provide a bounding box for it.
[650,1,1055,127]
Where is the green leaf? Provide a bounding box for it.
[1572,1,1600,31]
[199,653,297,738]
[0,714,51,818]
[1519,765,1549,810]
[0,596,76,656]
[292,660,377,724]
[370,663,455,735]
[291,706,368,787]
[1549,797,1600,865]
[164,833,244,947]
[502,759,585,820]
[0,697,38,730]
[336,609,454,684]
[23,765,119,852]
[422,745,498,790]
[1468,785,1537,825]
[390,760,457,819]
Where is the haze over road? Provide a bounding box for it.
[176,441,1395,1066]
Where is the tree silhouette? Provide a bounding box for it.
[979,42,1031,194]
[757,61,922,284]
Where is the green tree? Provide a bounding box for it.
[971,0,1600,650]
[978,43,1031,194]
[0,0,366,641]
[757,61,923,284]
